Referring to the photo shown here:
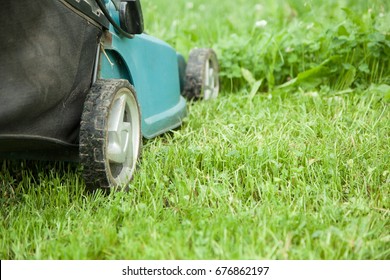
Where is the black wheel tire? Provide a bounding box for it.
[79,79,141,192]
[183,48,219,100]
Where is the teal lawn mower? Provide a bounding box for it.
[0,0,219,191]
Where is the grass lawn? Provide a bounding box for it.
[0,0,389,259]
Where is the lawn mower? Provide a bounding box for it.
[0,0,219,191]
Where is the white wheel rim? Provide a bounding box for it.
[203,57,219,100]
[106,88,140,184]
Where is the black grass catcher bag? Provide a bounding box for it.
[0,0,102,160]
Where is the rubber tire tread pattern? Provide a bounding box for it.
[183,48,218,100]
[79,79,140,192]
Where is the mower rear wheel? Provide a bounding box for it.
[183,48,219,100]
[79,79,141,192]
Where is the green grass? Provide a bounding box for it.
[1,0,389,259]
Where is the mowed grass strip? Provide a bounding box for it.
[1,87,388,259]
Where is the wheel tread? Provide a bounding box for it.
[183,48,219,100]
[79,79,141,192]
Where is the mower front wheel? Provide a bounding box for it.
[79,79,141,192]
[183,48,219,100]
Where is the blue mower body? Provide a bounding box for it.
[100,32,187,139]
